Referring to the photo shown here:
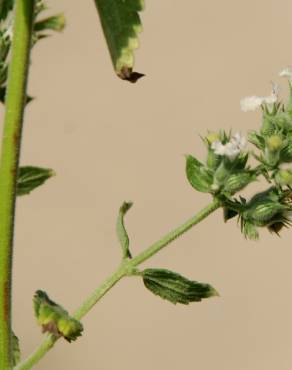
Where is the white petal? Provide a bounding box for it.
[279,67,292,80]
[211,141,226,156]
[263,93,277,105]
[224,142,240,160]
[231,132,247,150]
[240,96,264,112]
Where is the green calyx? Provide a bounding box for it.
[225,187,292,239]
[33,291,83,342]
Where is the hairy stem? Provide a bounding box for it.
[16,198,220,370]
[0,1,35,369]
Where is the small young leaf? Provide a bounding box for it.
[34,14,66,33]
[33,290,83,342]
[17,166,55,196]
[142,269,218,305]
[116,202,133,259]
[12,332,21,366]
[93,0,144,82]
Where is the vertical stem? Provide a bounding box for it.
[0,1,35,369]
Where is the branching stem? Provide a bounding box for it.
[16,198,221,370]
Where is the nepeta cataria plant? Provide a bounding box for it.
[0,1,292,370]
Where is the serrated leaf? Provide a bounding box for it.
[34,13,66,33]
[17,166,55,196]
[33,290,83,342]
[185,155,213,193]
[12,332,20,366]
[94,0,144,82]
[116,202,133,259]
[142,269,218,305]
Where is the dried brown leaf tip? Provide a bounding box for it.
[117,67,145,83]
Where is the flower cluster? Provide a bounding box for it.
[186,67,292,239]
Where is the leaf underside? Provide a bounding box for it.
[94,0,144,82]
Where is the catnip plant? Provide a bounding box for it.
[0,1,292,370]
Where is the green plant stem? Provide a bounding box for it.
[16,198,220,370]
[0,1,35,369]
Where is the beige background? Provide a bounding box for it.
[3,0,292,369]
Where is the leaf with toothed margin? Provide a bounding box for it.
[142,268,219,305]
[116,202,133,258]
[17,166,55,196]
[93,0,144,82]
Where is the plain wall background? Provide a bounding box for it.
[3,1,292,369]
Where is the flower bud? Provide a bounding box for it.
[264,135,283,166]
[275,169,292,186]
[223,172,255,194]
[280,141,292,163]
[266,135,283,152]
[205,132,220,145]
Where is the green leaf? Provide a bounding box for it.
[0,0,13,21]
[142,268,218,305]
[33,290,83,342]
[17,166,55,196]
[185,155,213,193]
[93,0,144,82]
[116,202,133,259]
[12,332,20,366]
[34,14,66,33]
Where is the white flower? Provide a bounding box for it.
[240,96,264,112]
[279,67,292,81]
[211,132,246,160]
[240,84,278,112]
